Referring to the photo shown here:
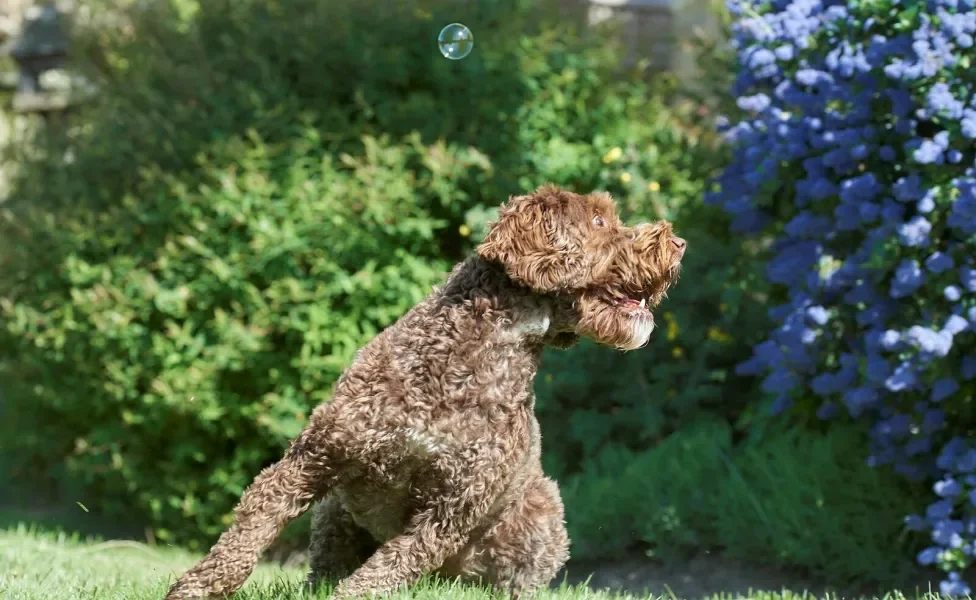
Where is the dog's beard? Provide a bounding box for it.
[618,314,655,351]
[575,294,657,351]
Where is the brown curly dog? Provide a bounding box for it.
[164,184,686,600]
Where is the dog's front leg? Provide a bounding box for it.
[330,506,470,599]
[164,436,335,600]
[331,458,506,599]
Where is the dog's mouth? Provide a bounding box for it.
[613,295,654,320]
[586,287,657,322]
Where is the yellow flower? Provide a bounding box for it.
[458,224,471,237]
[648,181,661,192]
[663,312,679,341]
[672,347,684,358]
[707,327,733,344]
[620,172,632,184]
[603,146,623,163]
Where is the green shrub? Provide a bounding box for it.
[561,419,731,561]
[711,425,925,585]
[0,130,483,547]
[562,421,925,586]
[0,0,739,549]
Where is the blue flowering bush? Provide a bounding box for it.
[711,0,976,594]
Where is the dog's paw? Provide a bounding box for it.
[163,578,224,600]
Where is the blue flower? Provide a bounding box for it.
[961,450,976,473]
[875,413,911,437]
[866,354,891,383]
[936,478,963,498]
[944,314,969,335]
[881,329,902,350]
[891,260,925,298]
[962,109,976,138]
[960,266,976,292]
[932,378,960,402]
[923,408,947,434]
[762,369,799,394]
[918,189,937,213]
[891,173,925,202]
[962,355,976,380]
[948,178,976,234]
[785,212,833,238]
[737,93,771,112]
[928,499,955,520]
[806,305,829,326]
[905,514,928,532]
[746,47,776,70]
[844,386,878,416]
[912,136,949,164]
[939,438,973,471]
[719,3,976,591]
[767,241,821,286]
[897,216,932,247]
[926,252,956,273]
[839,173,881,203]
[933,519,966,548]
[918,546,942,565]
[906,436,933,457]
[816,401,838,420]
[886,361,918,392]
[887,89,915,117]
[769,394,794,415]
[795,68,833,87]
[907,326,938,352]
[940,572,971,597]
[925,82,965,118]
[882,199,907,223]
[774,45,795,61]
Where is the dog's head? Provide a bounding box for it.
[477,184,685,350]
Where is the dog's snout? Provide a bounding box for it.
[671,237,687,253]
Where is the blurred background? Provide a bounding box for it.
[0,0,948,598]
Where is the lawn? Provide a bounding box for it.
[0,525,953,600]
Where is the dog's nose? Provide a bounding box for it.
[671,237,687,253]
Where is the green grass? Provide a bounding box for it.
[0,525,955,600]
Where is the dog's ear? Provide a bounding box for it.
[477,186,588,292]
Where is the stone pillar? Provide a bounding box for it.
[585,0,675,71]
[0,0,36,44]
[669,0,724,90]
[580,0,724,84]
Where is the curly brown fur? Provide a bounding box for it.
[164,184,686,600]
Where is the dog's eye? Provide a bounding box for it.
[592,215,605,227]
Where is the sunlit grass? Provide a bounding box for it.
[0,525,958,600]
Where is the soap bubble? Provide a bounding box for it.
[438,23,474,60]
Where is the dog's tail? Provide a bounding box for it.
[164,438,334,600]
